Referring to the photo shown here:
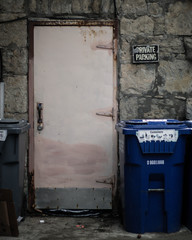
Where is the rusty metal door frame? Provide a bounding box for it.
[28,20,118,211]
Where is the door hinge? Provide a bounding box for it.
[96,108,115,121]
[96,39,115,51]
[96,45,114,50]
[96,39,117,60]
[96,175,115,185]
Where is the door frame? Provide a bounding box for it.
[28,20,118,211]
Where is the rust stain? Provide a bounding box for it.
[77,26,114,57]
[30,20,115,28]
[34,135,109,188]
[28,170,35,212]
[80,27,107,40]
[80,28,87,42]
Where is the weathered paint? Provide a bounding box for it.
[28,20,118,210]
[35,135,109,188]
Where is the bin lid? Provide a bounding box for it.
[0,118,20,124]
[0,119,30,133]
[118,119,187,129]
[184,120,192,128]
[115,119,192,136]
[116,119,192,154]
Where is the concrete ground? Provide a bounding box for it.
[0,214,192,240]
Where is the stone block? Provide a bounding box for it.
[50,0,72,14]
[153,17,165,35]
[117,0,147,18]
[120,64,156,94]
[0,13,26,22]
[120,16,154,36]
[0,20,27,48]
[186,98,192,120]
[138,97,185,120]
[29,0,36,13]
[0,0,25,13]
[4,75,28,114]
[119,96,138,120]
[142,99,174,119]
[119,39,132,64]
[81,0,92,13]
[119,94,186,120]
[157,60,192,95]
[37,0,49,14]
[147,3,163,17]
[101,0,114,14]
[158,36,185,60]
[71,0,94,14]
[184,37,192,61]
[4,112,28,120]
[165,1,192,35]
[3,48,28,75]
[92,0,101,14]
[159,36,184,54]
[50,0,62,13]
[72,0,81,13]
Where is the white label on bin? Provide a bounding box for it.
[0,130,7,141]
[136,129,178,143]
[147,160,164,165]
[142,119,167,122]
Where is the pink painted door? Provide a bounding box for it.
[33,25,117,209]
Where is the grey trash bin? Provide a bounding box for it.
[0,119,30,217]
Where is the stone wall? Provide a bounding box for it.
[0,0,115,120]
[0,0,192,205]
[118,0,192,120]
[0,0,192,121]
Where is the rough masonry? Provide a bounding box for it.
[0,0,192,121]
[0,0,192,200]
[0,0,192,120]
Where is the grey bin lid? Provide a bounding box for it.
[0,119,30,134]
[0,118,20,124]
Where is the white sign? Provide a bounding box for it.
[132,45,159,63]
[136,129,178,143]
[147,160,164,165]
[0,130,7,141]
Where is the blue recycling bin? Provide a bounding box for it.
[116,119,191,234]
[182,120,192,231]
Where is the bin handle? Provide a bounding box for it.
[148,188,164,192]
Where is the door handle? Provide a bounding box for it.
[37,102,44,131]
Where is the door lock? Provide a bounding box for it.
[37,103,44,131]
